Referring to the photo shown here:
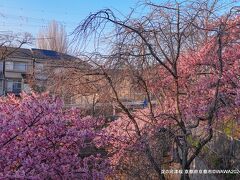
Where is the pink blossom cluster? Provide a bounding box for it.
[101,17,240,168]
[149,19,240,125]
[99,108,171,165]
[0,93,111,179]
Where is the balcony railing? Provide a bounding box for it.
[6,89,22,95]
[5,62,33,73]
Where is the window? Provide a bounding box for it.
[6,79,22,94]
[5,61,13,70]
[35,63,44,72]
[35,63,48,80]
[14,62,27,72]
[6,61,27,72]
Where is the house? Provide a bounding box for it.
[0,47,89,97]
[0,46,150,116]
[0,47,33,96]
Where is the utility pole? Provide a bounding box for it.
[0,55,6,96]
[2,58,6,96]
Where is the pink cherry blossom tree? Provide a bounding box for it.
[0,92,111,179]
[98,16,240,178]
[73,1,240,179]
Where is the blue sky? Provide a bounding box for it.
[0,0,144,37]
[0,0,238,49]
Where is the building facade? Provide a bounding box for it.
[0,47,151,117]
[0,47,33,96]
[0,47,83,97]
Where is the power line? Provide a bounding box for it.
[0,13,79,26]
[0,5,87,17]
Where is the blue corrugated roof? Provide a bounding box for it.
[31,48,61,60]
[41,49,60,58]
